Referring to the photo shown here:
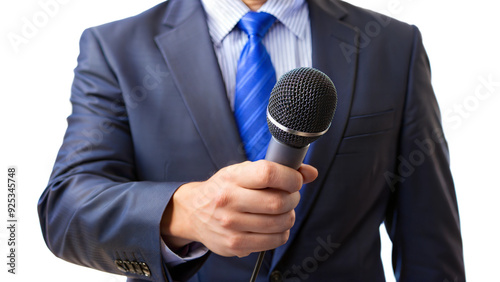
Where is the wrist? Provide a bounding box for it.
[160,182,200,250]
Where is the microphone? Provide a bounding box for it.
[265,67,338,168]
[250,67,338,281]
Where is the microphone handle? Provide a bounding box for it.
[249,137,309,281]
[265,137,309,169]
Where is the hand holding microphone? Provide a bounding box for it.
[160,67,337,273]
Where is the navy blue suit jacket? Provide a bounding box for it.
[38,0,465,281]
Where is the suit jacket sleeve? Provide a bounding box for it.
[385,26,465,281]
[37,28,208,282]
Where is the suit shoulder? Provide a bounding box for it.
[85,1,169,41]
[337,0,415,40]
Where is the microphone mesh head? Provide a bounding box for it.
[267,67,337,148]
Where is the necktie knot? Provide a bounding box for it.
[238,12,276,39]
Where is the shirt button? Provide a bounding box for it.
[270,270,282,282]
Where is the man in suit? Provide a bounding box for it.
[38,0,466,281]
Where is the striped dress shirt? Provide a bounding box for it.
[200,0,312,109]
[163,0,312,266]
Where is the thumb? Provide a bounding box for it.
[298,164,318,184]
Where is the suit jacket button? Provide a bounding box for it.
[114,260,127,273]
[140,262,151,277]
[270,270,282,282]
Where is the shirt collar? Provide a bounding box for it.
[201,0,308,46]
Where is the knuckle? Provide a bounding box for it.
[291,173,303,191]
[270,211,295,231]
[270,198,285,213]
[213,189,230,208]
[285,210,296,229]
[218,214,235,229]
[256,161,276,185]
[276,231,290,247]
[290,191,301,208]
[226,233,244,252]
[217,166,233,184]
[236,252,251,258]
[266,193,286,213]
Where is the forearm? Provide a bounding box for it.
[38,169,180,278]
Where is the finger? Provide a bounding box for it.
[219,230,291,257]
[229,188,301,214]
[228,160,304,193]
[298,164,319,184]
[218,210,296,234]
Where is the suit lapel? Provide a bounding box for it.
[271,0,359,269]
[154,0,246,169]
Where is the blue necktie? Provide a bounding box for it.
[234,12,277,161]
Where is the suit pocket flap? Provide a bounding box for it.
[344,109,395,138]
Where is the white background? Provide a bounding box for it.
[0,0,498,281]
